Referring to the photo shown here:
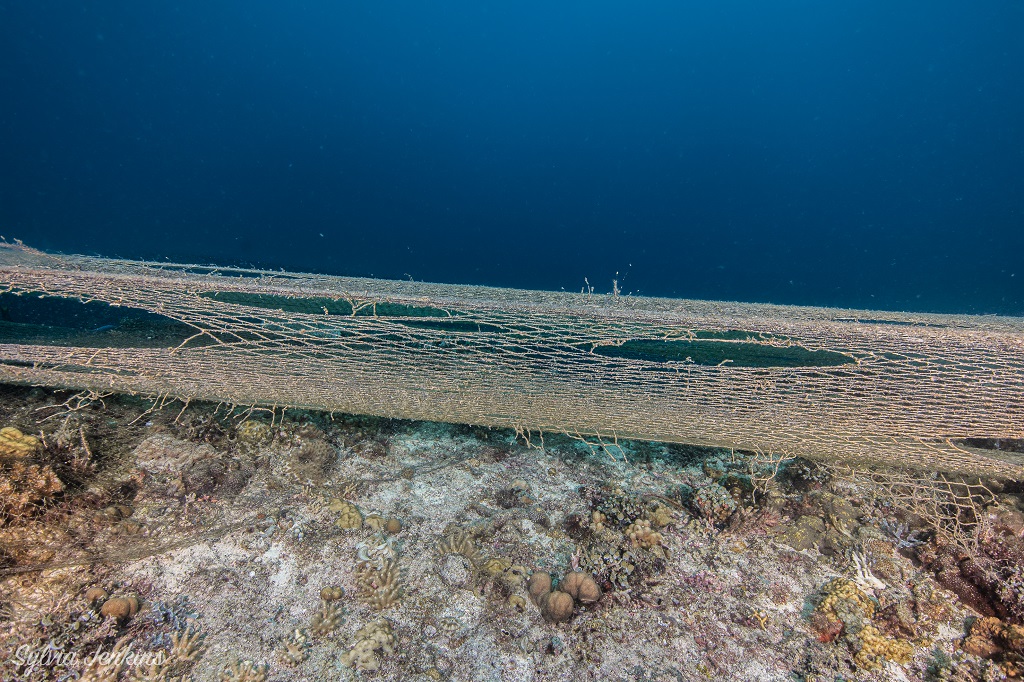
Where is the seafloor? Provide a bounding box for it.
[0,385,1022,681]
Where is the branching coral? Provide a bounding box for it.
[277,629,309,666]
[220,659,269,682]
[356,558,403,610]
[309,599,344,636]
[341,619,396,672]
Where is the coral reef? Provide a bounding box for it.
[0,388,1015,682]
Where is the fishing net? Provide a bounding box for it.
[0,242,1021,479]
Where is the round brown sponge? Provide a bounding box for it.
[576,575,602,604]
[542,590,574,623]
[527,571,551,606]
[560,572,586,599]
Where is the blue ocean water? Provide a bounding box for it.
[1,2,1021,315]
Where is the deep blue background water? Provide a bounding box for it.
[2,2,1022,314]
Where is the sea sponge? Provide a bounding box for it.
[385,518,402,535]
[85,587,109,604]
[558,572,603,607]
[560,572,587,599]
[341,620,396,672]
[542,590,574,623]
[331,499,363,529]
[0,427,41,458]
[100,596,141,620]
[528,571,552,606]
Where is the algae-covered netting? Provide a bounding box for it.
[0,242,1021,479]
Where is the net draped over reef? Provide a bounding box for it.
[0,243,1021,479]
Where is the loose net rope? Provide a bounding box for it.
[0,243,1021,480]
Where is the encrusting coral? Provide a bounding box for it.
[331,499,363,529]
[813,578,913,670]
[0,426,41,457]
[341,619,396,672]
[963,616,1024,676]
[0,426,63,521]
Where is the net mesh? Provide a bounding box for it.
[1,242,1021,479]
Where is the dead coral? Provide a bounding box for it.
[690,483,737,525]
[341,619,396,672]
[288,438,335,483]
[436,553,474,588]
